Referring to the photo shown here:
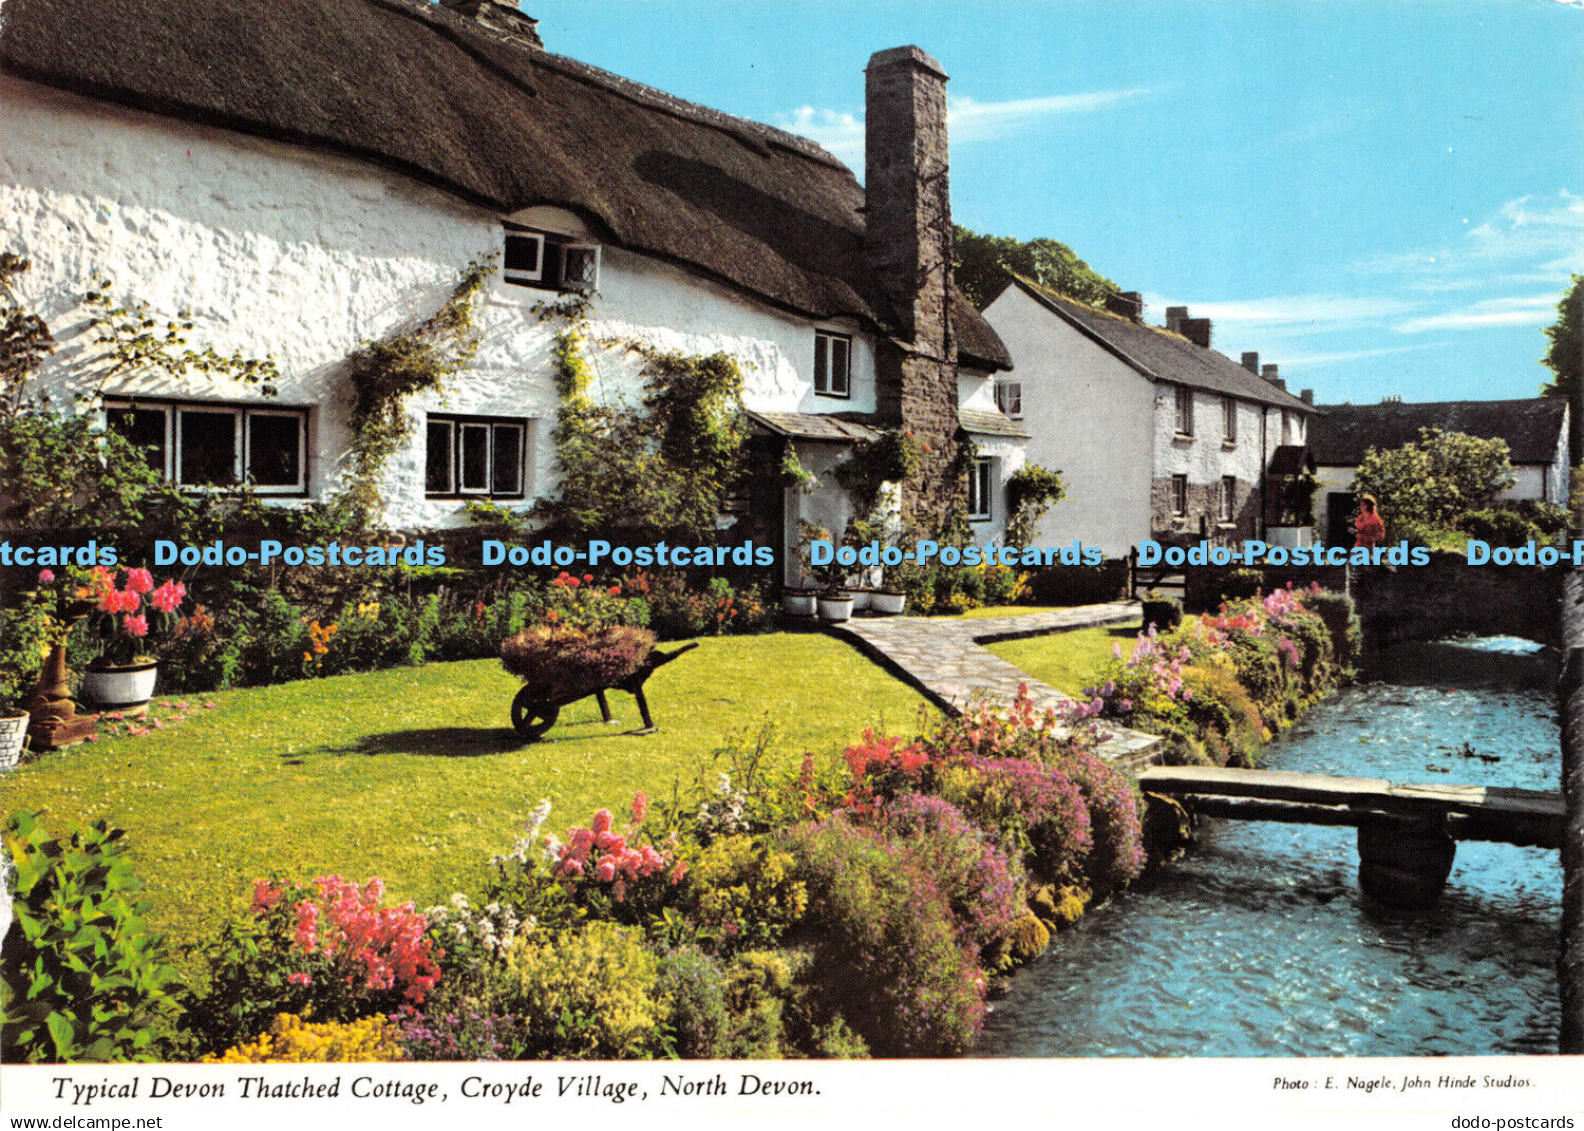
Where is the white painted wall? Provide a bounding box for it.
[981,286,1154,557]
[1,74,878,531]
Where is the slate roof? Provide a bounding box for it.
[745,410,883,444]
[1308,399,1569,466]
[0,0,1010,371]
[1003,275,1312,412]
[958,408,1030,439]
[1267,445,1315,477]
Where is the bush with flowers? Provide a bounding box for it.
[1085,585,1353,766]
[181,875,440,1057]
[203,1012,406,1064]
[81,565,187,667]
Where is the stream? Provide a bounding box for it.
[980,638,1562,1057]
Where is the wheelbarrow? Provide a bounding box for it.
[509,641,699,740]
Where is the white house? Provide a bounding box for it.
[1308,398,1572,544]
[0,0,1018,585]
[981,275,1316,558]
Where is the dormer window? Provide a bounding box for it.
[502,222,600,293]
[815,330,851,398]
[995,380,1022,419]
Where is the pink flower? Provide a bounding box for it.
[595,858,617,882]
[150,580,186,614]
[630,790,649,825]
[125,568,155,594]
[122,613,148,638]
[203,701,217,709]
[286,972,313,986]
[37,569,55,584]
[590,809,613,836]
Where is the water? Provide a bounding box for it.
[980,638,1562,1057]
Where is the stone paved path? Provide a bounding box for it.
[827,602,1162,769]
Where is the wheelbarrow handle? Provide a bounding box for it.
[649,641,701,668]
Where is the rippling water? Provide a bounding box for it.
[980,639,1562,1057]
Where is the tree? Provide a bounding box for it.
[1352,427,1515,539]
[953,226,1119,310]
[1540,274,1583,465]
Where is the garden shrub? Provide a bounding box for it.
[396,995,521,1061]
[502,921,665,1059]
[1217,568,1266,604]
[204,1012,406,1063]
[1056,748,1147,892]
[777,816,984,1058]
[935,757,1093,887]
[679,834,808,952]
[1,811,183,1063]
[867,794,1025,951]
[182,875,439,1056]
[720,950,795,1058]
[1304,589,1360,669]
[656,946,730,1059]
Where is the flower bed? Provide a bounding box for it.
[499,625,656,699]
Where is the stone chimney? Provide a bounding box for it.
[1241,351,1259,374]
[1165,306,1189,335]
[1300,389,1314,405]
[1181,317,1212,349]
[864,46,959,532]
[441,0,543,48]
[1105,291,1144,322]
[1262,363,1280,384]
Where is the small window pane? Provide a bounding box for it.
[561,246,599,292]
[996,382,1021,418]
[814,336,829,392]
[426,421,455,495]
[247,413,301,488]
[492,424,523,496]
[179,409,238,486]
[460,423,491,493]
[831,336,850,395]
[1172,475,1188,516]
[503,232,543,280]
[969,458,992,519]
[107,406,167,474]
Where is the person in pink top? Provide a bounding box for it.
[1352,494,1386,549]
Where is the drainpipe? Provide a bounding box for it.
[1258,407,1268,539]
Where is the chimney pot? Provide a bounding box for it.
[1300,388,1314,405]
[1165,306,1189,334]
[1241,351,1260,374]
[1105,291,1143,322]
[441,0,543,48]
[1182,317,1212,349]
[1261,363,1280,384]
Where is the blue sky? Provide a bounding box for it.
[533,0,1583,406]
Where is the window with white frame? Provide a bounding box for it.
[105,400,307,493]
[502,222,600,293]
[1174,386,1194,436]
[814,330,851,398]
[425,414,526,498]
[1171,474,1188,517]
[1220,475,1237,523]
[995,380,1022,419]
[1222,396,1237,444]
[967,457,993,522]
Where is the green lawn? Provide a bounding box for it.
[0,633,931,958]
[984,624,1142,697]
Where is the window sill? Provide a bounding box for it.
[1173,432,1194,442]
[1222,440,1237,450]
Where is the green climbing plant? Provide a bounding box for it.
[339,255,496,528]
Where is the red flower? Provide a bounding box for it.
[122,613,149,638]
[125,568,155,594]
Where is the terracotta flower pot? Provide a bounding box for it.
[79,661,159,712]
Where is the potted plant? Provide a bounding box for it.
[781,588,818,617]
[816,586,855,622]
[871,586,907,615]
[79,567,187,712]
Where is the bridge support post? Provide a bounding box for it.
[1357,817,1456,909]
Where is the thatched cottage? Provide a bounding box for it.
[0,0,1019,582]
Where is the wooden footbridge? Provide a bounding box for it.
[1138,765,1564,907]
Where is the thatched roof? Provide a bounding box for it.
[1002,275,1312,412]
[0,0,1010,370]
[1308,399,1569,466]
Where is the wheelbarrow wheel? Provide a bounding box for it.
[510,687,559,740]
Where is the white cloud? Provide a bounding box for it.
[1141,292,1415,330]
[774,87,1149,162]
[1395,293,1560,334]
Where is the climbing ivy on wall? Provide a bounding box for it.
[339,255,495,529]
[532,306,748,542]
